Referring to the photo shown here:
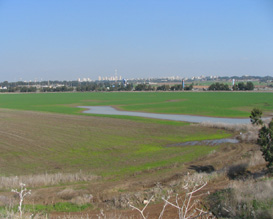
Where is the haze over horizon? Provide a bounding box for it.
[0,0,273,82]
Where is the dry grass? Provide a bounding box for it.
[179,171,222,188]
[71,194,94,205]
[229,149,266,170]
[227,178,273,218]
[0,211,137,219]
[0,172,98,190]
[224,149,266,180]
[57,188,79,201]
[207,177,273,218]
[230,179,273,203]
[200,118,273,143]
[248,150,267,167]
[199,121,257,132]
[199,121,261,143]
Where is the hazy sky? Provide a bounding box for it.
[0,0,273,81]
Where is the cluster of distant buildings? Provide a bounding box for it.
[0,86,7,90]
[98,75,122,81]
[77,78,92,82]
[94,75,219,82]
[77,74,220,82]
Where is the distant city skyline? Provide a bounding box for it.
[3,73,270,84]
[1,0,273,82]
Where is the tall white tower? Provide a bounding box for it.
[115,69,118,82]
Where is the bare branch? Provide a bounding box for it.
[129,195,154,219]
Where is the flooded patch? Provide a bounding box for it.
[78,106,250,124]
[166,138,239,147]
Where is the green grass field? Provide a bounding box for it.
[0,91,272,180]
[0,92,272,118]
[0,109,229,178]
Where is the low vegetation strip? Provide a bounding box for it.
[0,92,272,117]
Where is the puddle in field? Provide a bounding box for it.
[166,138,239,147]
[78,106,250,124]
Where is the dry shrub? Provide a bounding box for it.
[237,130,258,142]
[129,174,216,219]
[231,179,273,218]
[227,163,250,180]
[0,172,98,190]
[57,188,78,200]
[54,212,133,219]
[0,209,36,219]
[0,196,14,206]
[225,150,266,180]
[230,179,273,203]
[208,178,273,218]
[200,119,273,143]
[199,122,261,143]
[71,194,93,205]
[248,150,266,167]
[182,171,221,186]
[228,150,266,174]
[199,122,256,132]
[200,118,272,132]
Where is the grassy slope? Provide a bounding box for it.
[0,92,272,117]
[0,109,230,177]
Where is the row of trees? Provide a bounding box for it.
[41,86,73,92]
[208,83,230,91]
[233,82,254,90]
[170,84,193,91]
[0,86,37,93]
[0,81,255,93]
[134,84,154,91]
[134,83,193,91]
[0,86,74,93]
[76,83,134,92]
[208,82,255,91]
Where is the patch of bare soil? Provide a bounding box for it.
[165,99,186,102]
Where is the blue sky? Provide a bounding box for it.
[0,0,273,81]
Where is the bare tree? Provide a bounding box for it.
[129,181,214,219]
[11,183,31,218]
